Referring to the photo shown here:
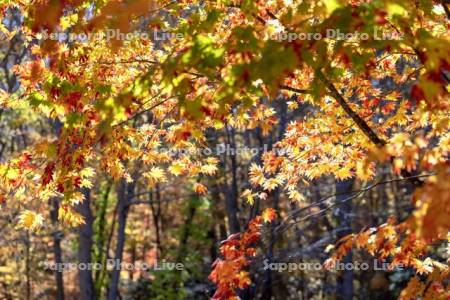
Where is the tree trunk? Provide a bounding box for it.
[224,126,240,234]
[78,188,96,300]
[50,198,65,300]
[335,179,354,300]
[173,196,199,291]
[107,180,134,300]
[94,181,112,296]
[25,231,31,300]
[149,185,162,257]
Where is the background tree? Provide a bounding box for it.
[0,0,448,299]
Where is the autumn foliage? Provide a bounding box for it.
[209,209,276,299]
[0,0,449,299]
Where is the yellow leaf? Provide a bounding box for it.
[80,167,96,178]
[249,163,265,186]
[148,167,166,180]
[325,0,342,15]
[201,164,218,175]
[58,207,85,227]
[387,3,406,17]
[241,189,254,205]
[262,177,282,191]
[262,208,276,223]
[144,167,167,187]
[287,190,305,202]
[17,210,44,231]
[336,167,352,180]
[169,162,184,176]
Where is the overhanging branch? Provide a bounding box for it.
[315,69,386,147]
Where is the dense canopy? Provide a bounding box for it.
[0,0,449,299]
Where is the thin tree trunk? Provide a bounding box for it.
[98,197,119,298]
[173,196,199,290]
[50,198,65,300]
[176,197,198,263]
[107,180,134,300]
[335,179,354,300]
[25,231,31,300]
[78,188,96,300]
[94,181,112,296]
[49,118,65,300]
[224,125,240,234]
[149,185,162,257]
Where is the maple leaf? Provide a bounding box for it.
[209,212,268,298]
[194,183,208,195]
[258,192,268,200]
[144,167,167,187]
[413,259,433,275]
[236,271,251,289]
[17,210,44,231]
[200,163,218,175]
[249,163,265,186]
[356,160,375,181]
[241,189,254,205]
[354,231,371,249]
[58,206,85,227]
[381,102,396,114]
[262,177,283,191]
[168,162,184,176]
[336,167,353,180]
[262,208,276,223]
[80,167,95,178]
[287,189,305,202]
[42,162,56,186]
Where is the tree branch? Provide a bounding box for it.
[315,69,386,147]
